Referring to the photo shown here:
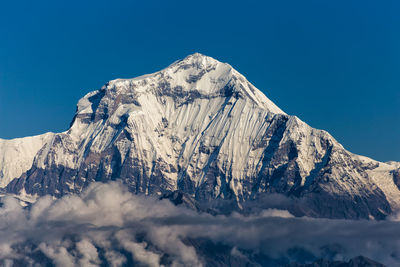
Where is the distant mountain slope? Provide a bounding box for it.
[1,53,399,219]
[0,133,54,188]
[287,256,385,267]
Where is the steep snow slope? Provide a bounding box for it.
[2,53,399,219]
[0,133,54,187]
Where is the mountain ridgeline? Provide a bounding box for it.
[1,53,399,219]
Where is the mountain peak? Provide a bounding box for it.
[175,52,224,68]
[80,54,285,117]
[2,54,400,223]
[100,53,229,92]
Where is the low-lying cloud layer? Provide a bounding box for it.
[0,182,399,266]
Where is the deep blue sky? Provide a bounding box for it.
[0,0,399,162]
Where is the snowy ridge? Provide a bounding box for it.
[1,53,399,219]
[0,133,54,187]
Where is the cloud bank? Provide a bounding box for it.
[0,182,399,266]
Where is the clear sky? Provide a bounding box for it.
[0,0,399,162]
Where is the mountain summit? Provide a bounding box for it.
[1,53,399,219]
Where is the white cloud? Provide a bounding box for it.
[0,182,398,266]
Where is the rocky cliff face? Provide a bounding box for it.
[1,53,399,219]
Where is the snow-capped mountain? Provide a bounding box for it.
[1,53,399,219]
